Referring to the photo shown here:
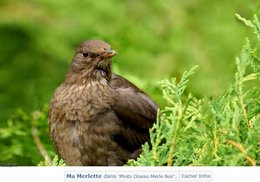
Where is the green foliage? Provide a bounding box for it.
[127,15,260,166]
[38,155,65,166]
[0,105,56,165]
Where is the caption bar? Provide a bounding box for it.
[65,170,212,181]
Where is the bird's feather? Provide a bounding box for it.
[110,73,158,151]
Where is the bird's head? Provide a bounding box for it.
[67,40,117,82]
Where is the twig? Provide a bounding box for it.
[227,140,256,166]
[32,111,52,165]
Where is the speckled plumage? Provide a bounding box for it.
[48,40,158,166]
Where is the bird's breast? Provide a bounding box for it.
[52,81,113,122]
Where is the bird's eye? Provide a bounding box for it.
[83,53,88,57]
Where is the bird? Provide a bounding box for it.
[48,39,158,166]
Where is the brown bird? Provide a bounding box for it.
[48,40,158,166]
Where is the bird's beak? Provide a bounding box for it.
[99,49,117,60]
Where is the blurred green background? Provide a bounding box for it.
[0,0,259,165]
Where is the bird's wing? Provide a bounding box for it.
[110,73,158,151]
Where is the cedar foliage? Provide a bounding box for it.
[127,15,260,166]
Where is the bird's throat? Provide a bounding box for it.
[66,60,112,84]
[93,68,111,83]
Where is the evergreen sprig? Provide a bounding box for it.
[128,14,260,166]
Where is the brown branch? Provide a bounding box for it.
[227,140,256,166]
[32,111,52,165]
